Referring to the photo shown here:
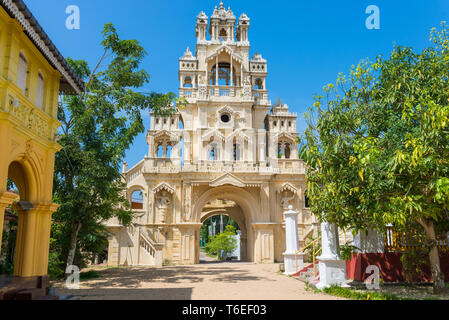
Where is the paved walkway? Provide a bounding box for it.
[54,256,341,300]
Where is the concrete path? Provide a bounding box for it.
[54,260,341,300]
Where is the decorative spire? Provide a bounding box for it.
[180,47,196,60]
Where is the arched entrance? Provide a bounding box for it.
[200,201,247,262]
[192,186,260,264]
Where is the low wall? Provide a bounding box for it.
[346,252,449,283]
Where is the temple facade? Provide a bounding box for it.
[106,1,318,266]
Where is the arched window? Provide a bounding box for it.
[219,28,227,41]
[166,145,173,158]
[278,144,283,159]
[17,53,28,94]
[304,191,310,208]
[210,63,236,86]
[284,144,291,159]
[254,78,264,90]
[183,76,193,88]
[36,73,44,109]
[233,143,241,161]
[131,190,144,210]
[209,143,218,161]
[157,145,165,158]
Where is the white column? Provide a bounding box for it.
[316,222,349,289]
[283,205,303,275]
[230,57,233,86]
[258,130,266,164]
[216,55,219,86]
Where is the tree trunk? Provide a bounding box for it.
[65,221,82,278]
[418,218,446,293]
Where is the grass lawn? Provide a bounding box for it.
[305,282,449,300]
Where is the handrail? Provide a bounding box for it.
[294,229,349,277]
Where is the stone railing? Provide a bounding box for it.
[179,85,254,102]
[125,159,306,178]
[1,86,59,142]
[126,161,144,183]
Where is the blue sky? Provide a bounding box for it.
[26,0,449,168]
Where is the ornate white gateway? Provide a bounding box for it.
[105,1,318,266]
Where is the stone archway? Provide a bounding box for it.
[192,186,260,263]
[200,205,248,262]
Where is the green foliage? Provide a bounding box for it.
[300,22,449,289]
[400,248,429,283]
[338,244,360,261]
[0,208,17,276]
[322,285,402,300]
[205,225,238,259]
[200,215,240,247]
[51,23,180,276]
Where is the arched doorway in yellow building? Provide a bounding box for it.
[0,134,61,283]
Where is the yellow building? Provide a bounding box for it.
[0,0,83,292]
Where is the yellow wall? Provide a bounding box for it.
[0,6,63,278]
[0,7,60,119]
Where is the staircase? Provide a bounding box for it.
[291,261,320,285]
[139,232,157,265]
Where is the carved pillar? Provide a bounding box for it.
[147,186,154,224]
[183,132,191,164]
[224,133,233,162]
[183,183,192,222]
[13,202,59,277]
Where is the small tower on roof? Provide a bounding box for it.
[179,47,198,89]
[209,1,237,42]
[196,11,208,42]
[237,13,250,44]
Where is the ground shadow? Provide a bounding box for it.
[60,287,194,300]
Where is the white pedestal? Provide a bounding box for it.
[283,206,301,275]
[283,252,304,275]
[316,258,350,289]
[315,221,349,289]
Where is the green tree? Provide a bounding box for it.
[200,215,240,246]
[205,225,238,259]
[300,23,449,292]
[53,23,183,276]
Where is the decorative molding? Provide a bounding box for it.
[153,183,175,194]
[202,129,224,142]
[210,173,245,188]
[278,182,297,194]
